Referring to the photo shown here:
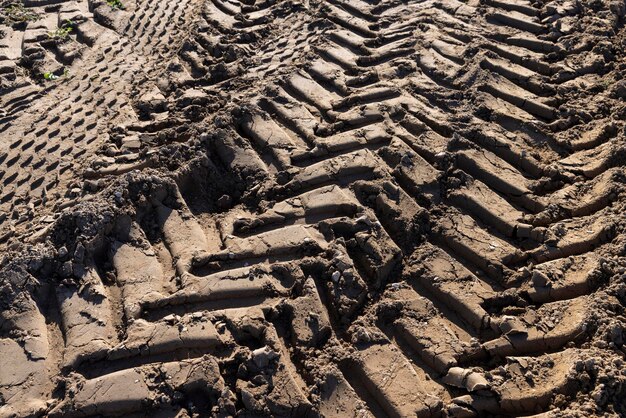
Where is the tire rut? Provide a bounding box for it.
[2,0,626,416]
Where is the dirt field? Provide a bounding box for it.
[1,0,626,416]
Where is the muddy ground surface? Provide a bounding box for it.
[2,0,626,416]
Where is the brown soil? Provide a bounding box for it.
[2,0,626,416]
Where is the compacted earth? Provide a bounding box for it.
[2,0,626,416]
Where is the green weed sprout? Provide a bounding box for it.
[106,0,125,10]
[48,20,74,40]
[43,68,69,81]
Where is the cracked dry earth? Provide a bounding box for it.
[2,0,626,417]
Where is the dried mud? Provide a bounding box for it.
[2,0,626,416]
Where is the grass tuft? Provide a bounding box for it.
[0,1,39,26]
